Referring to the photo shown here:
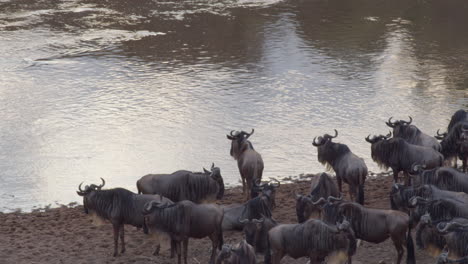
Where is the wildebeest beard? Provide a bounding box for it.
[317,140,351,170]
[371,138,408,170]
[415,222,446,251]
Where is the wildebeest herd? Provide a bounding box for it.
[76,109,468,264]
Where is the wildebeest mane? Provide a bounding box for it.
[85,188,136,222]
[371,138,407,170]
[286,220,355,256]
[145,203,191,238]
[448,110,468,132]
[427,199,461,223]
[165,171,223,203]
[317,141,351,169]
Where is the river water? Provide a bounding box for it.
[0,0,467,212]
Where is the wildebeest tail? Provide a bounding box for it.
[264,234,271,264]
[406,224,415,264]
[358,184,365,205]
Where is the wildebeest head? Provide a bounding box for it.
[203,163,225,199]
[320,196,344,224]
[390,183,406,210]
[386,116,413,128]
[312,129,350,167]
[250,180,280,208]
[295,195,327,223]
[365,132,397,169]
[386,116,415,136]
[76,178,106,214]
[435,129,448,140]
[436,220,468,234]
[408,196,430,224]
[226,129,255,159]
[240,217,264,247]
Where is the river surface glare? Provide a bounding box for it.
[0,0,467,212]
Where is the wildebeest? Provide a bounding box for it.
[76,178,172,257]
[415,213,447,256]
[386,116,442,151]
[136,163,224,203]
[222,195,273,231]
[215,240,257,264]
[366,132,444,185]
[295,172,340,223]
[409,197,468,225]
[390,183,468,214]
[410,166,468,194]
[319,198,415,264]
[416,214,468,258]
[312,129,367,204]
[250,180,280,209]
[437,251,468,264]
[436,220,468,259]
[265,218,356,264]
[143,199,224,264]
[438,122,468,172]
[227,129,264,200]
[241,215,278,254]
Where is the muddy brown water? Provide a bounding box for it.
[0,0,467,211]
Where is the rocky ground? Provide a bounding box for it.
[0,173,438,264]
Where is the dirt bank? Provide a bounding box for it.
[0,174,436,264]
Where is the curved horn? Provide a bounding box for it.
[327,196,343,203]
[97,178,105,189]
[437,222,453,233]
[409,196,426,207]
[245,129,255,139]
[365,134,373,143]
[311,197,327,205]
[312,136,323,146]
[393,183,399,190]
[386,117,396,128]
[143,200,159,214]
[78,182,85,192]
[385,131,392,138]
[270,179,280,188]
[252,218,265,223]
[230,130,236,136]
[332,129,338,138]
[405,116,413,125]
[238,218,250,224]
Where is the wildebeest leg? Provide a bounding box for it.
[170,239,176,258]
[348,184,356,203]
[112,223,120,257]
[337,175,343,193]
[183,239,189,264]
[392,169,399,184]
[208,232,219,264]
[175,241,182,264]
[272,249,284,264]
[242,175,246,195]
[404,172,411,186]
[463,158,467,173]
[391,235,404,264]
[245,177,252,201]
[119,225,125,254]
